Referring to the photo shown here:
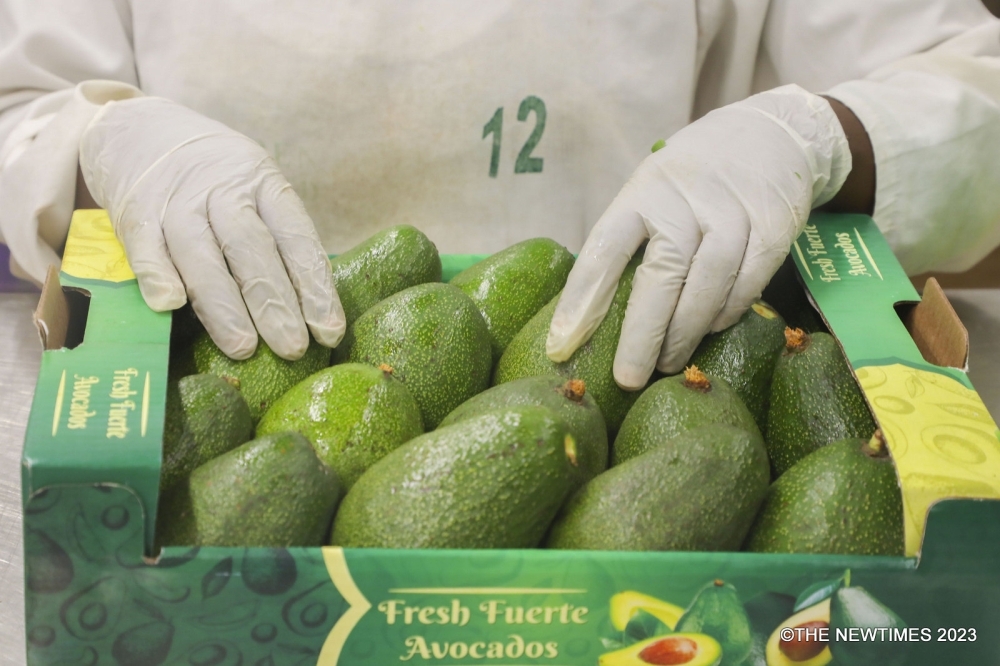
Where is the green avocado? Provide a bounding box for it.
[175,332,331,423]
[741,592,796,666]
[612,367,763,466]
[330,225,442,359]
[161,374,253,491]
[829,586,908,666]
[449,238,575,361]
[494,252,644,434]
[689,302,786,437]
[545,424,769,552]
[257,363,424,490]
[157,432,341,548]
[599,634,723,666]
[744,435,903,556]
[330,406,579,549]
[675,580,753,666]
[438,375,607,481]
[345,283,492,428]
[766,328,876,477]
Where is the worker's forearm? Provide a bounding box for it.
[821,96,875,216]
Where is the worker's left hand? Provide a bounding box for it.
[546,85,852,389]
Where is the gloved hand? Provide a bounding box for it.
[79,96,345,360]
[546,85,852,389]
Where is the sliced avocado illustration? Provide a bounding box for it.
[599,633,722,666]
[675,580,752,666]
[765,599,832,666]
[742,592,796,666]
[829,586,908,666]
[610,591,686,632]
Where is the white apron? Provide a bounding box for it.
[131,1,699,253]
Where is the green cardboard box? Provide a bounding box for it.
[21,210,1000,666]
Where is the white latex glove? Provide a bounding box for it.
[80,97,345,360]
[546,85,852,389]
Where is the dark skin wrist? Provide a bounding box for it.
[820,95,875,216]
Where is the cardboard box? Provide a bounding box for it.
[21,211,1000,665]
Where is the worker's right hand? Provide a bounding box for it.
[79,97,345,360]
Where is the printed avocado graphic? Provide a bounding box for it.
[854,363,1000,555]
[610,591,685,632]
[600,634,723,666]
[675,580,752,666]
[829,586,908,666]
[765,599,832,666]
[741,592,796,666]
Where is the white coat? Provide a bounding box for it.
[2,0,1000,282]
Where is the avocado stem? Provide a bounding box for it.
[561,379,587,403]
[863,430,889,458]
[784,327,809,352]
[682,366,711,392]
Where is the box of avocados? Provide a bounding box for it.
[21,210,1000,666]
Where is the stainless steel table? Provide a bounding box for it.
[0,290,998,664]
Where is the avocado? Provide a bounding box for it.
[161,374,253,491]
[257,363,423,490]
[545,424,769,552]
[494,252,644,434]
[599,634,723,666]
[765,328,876,476]
[689,302,786,437]
[438,375,607,480]
[176,331,331,422]
[829,586,908,666]
[330,225,442,323]
[742,592,796,666]
[449,238,574,361]
[330,406,579,549]
[612,367,763,466]
[675,580,752,666]
[765,599,832,666]
[744,434,903,556]
[610,591,685,633]
[156,432,340,547]
[346,283,492,429]
[761,255,827,333]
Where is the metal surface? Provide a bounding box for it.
[0,290,997,663]
[947,289,1000,421]
[0,294,40,663]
